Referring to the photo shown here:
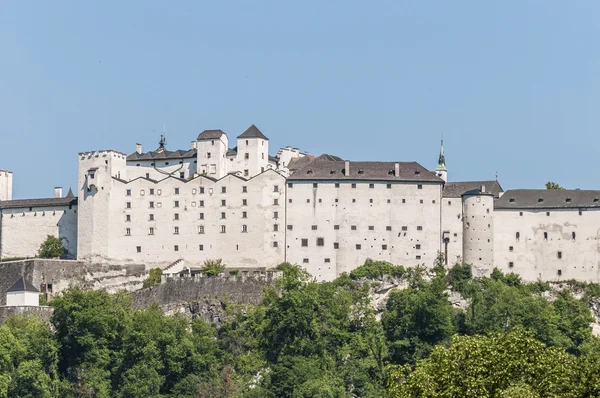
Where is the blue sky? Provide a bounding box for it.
[1,1,599,199]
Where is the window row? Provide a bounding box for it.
[289,182,425,190]
[300,238,422,250]
[126,224,282,235]
[291,198,434,204]
[288,225,422,231]
[126,185,280,197]
[125,198,279,209]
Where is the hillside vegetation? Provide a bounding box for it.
[1,258,599,397]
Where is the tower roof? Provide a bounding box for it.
[7,277,39,293]
[237,124,269,140]
[198,130,226,140]
[435,139,447,172]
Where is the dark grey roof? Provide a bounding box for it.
[287,155,316,173]
[495,189,600,209]
[463,188,495,197]
[287,155,442,182]
[0,197,77,210]
[127,148,197,161]
[443,181,503,198]
[268,155,278,163]
[226,148,237,157]
[7,277,39,293]
[66,188,75,198]
[198,130,225,140]
[237,124,268,140]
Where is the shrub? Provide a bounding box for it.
[202,259,225,276]
[349,259,406,280]
[143,268,162,288]
[38,235,64,259]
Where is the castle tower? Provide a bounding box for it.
[197,130,229,179]
[435,139,447,182]
[0,170,12,201]
[77,150,127,261]
[236,125,269,178]
[462,186,494,272]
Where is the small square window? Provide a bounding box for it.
[351,225,357,231]
[274,211,279,219]
[174,213,179,220]
[199,212,205,220]
[369,226,374,231]
[356,244,361,250]
[547,212,550,216]
[386,226,392,231]
[198,225,205,234]
[273,241,278,248]
[416,255,422,260]
[416,244,421,250]
[352,199,356,203]
[557,251,562,259]
[149,227,154,235]
[312,225,317,230]
[335,183,340,188]
[126,189,131,196]
[221,186,226,193]
[369,199,373,203]
[334,242,339,249]
[316,237,324,246]
[313,183,318,188]
[126,202,131,209]
[242,199,247,206]
[199,244,204,251]
[126,214,131,222]
[242,211,247,218]
[221,199,226,206]
[174,226,179,234]
[174,200,179,208]
[351,183,356,188]
[199,187,204,194]
[175,188,179,195]
[301,239,308,247]
[274,185,279,192]
[303,258,309,264]
[417,184,423,189]
[173,245,179,251]
[242,225,248,233]
[509,246,514,252]
[386,184,391,189]
[402,226,408,231]
[402,199,406,204]
[334,225,340,230]
[324,258,331,263]
[369,183,374,188]
[273,224,279,232]
[288,199,293,203]
[509,262,514,268]
[149,189,154,195]
[520,212,523,216]
[221,225,226,233]
[221,212,226,219]
[136,246,141,253]
[274,199,279,205]
[149,214,154,221]
[382,244,387,250]
[417,226,423,231]
[125,228,131,236]
[307,199,310,203]
[199,200,204,207]
[242,186,247,193]
[287,225,293,230]
[288,183,293,188]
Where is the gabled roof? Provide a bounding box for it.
[443,181,503,198]
[198,130,226,140]
[495,189,600,209]
[127,148,197,161]
[287,155,442,183]
[0,197,77,210]
[287,155,317,173]
[7,277,39,293]
[237,124,268,140]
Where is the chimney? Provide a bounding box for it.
[394,163,400,177]
[136,143,142,154]
[191,141,197,149]
[480,185,486,193]
[54,187,63,198]
[345,160,350,176]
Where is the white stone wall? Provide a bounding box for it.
[493,208,600,282]
[6,291,39,306]
[462,194,494,272]
[0,204,77,259]
[126,158,197,181]
[441,197,463,265]
[103,170,286,269]
[285,181,443,281]
[235,137,269,178]
[0,171,12,201]
[77,150,127,261]
[197,135,229,178]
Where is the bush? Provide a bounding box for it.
[38,235,64,259]
[349,259,406,280]
[202,259,226,276]
[446,262,472,292]
[143,268,162,288]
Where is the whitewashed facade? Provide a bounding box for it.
[3,125,600,283]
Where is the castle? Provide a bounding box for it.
[1,124,600,282]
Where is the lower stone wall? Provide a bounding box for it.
[0,306,54,325]
[132,273,279,309]
[0,259,147,305]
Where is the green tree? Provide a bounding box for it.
[38,235,65,259]
[202,259,226,276]
[388,330,582,398]
[545,181,564,190]
[142,268,163,288]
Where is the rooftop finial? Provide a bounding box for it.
[435,135,447,172]
[157,134,167,152]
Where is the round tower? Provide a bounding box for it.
[462,186,494,272]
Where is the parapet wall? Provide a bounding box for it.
[132,272,280,308]
[0,259,147,305]
[0,306,53,324]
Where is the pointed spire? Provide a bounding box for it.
[66,187,75,198]
[435,138,447,172]
[157,135,167,153]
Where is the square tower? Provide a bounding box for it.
[236,124,269,178]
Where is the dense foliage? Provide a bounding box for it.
[1,259,599,397]
[38,235,64,259]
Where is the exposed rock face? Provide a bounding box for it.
[591,298,600,337]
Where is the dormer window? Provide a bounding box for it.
[414,170,420,175]
[565,198,571,203]
[538,198,544,203]
[509,198,515,203]
[358,169,364,175]
[594,198,599,203]
[307,169,313,175]
[388,169,394,175]
[330,170,335,175]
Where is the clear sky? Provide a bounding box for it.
[1,1,599,199]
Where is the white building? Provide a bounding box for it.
[0,170,12,202]
[6,277,39,306]
[2,125,600,283]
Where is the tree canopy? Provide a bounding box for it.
[38,235,64,259]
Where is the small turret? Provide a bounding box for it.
[435,139,447,182]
